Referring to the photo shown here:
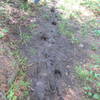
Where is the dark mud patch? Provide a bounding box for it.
[20,30,87,100]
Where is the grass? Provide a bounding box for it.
[57,0,82,42]
[28,23,38,30]
[57,0,100,40]
[80,19,100,36]
[58,20,75,38]
[7,40,29,100]
[75,53,100,100]
[0,0,99,100]
[76,65,100,100]
[11,49,28,67]
[7,74,30,100]
[20,32,32,45]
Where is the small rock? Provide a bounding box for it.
[79,44,84,48]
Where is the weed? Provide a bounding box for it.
[11,49,28,67]
[20,32,32,44]
[20,2,30,11]
[28,23,38,30]
[18,57,28,67]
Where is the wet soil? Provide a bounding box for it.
[18,4,87,100]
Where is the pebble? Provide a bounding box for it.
[79,44,84,48]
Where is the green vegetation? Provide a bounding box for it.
[6,40,29,100]
[75,53,100,100]
[7,78,30,100]
[58,21,74,38]
[20,32,32,44]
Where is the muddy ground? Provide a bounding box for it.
[17,2,88,100]
[0,0,100,100]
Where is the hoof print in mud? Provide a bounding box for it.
[40,34,48,41]
[50,7,55,13]
[54,69,62,78]
[51,21,57,25]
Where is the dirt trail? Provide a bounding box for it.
[0,0,100,100]
[17,1,87,100]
